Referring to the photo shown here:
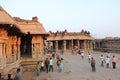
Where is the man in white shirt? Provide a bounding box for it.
[88,53,92,63]
[81,52,84,59]
[105,56,110,68]
[100,55,105,67]
[41,61,44,72]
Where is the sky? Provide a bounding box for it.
[0,0,120,38]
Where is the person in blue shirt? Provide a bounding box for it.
[49,58,54,72]
[14,68,22,80]
[59,58,64,72]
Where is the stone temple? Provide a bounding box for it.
[0,6,93,76]
[46,30,93,54]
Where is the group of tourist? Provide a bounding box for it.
[84,52,117,72]
[0,51,117,80]
[0,54,64,80]
[36,55,64,76]
[99,52,117,69]
[76,51,117,72]
[0,68,22,80]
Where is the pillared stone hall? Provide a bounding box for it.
[0,6,93,76]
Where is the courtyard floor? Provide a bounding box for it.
[22,51,120,80]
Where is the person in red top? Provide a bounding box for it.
[112,55,117,69]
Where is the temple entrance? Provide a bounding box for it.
[58,40,63,50]
[20,32,32,58]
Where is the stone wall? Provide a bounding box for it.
[94,39,120,53]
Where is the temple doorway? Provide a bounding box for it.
[20,32,32,58]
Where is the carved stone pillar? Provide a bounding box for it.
[51,41,53,51]
[55,41,58,52]
[71,40,73,54]
[88,40,90,52]
[77,40,80,50]
[0,43,6,69]
[98,42,100,49]
[63,40,66,53]
[0,43,2,57]
[79,40,82,49]
[85,40,88,52]
[89,40,90,49]
[87,40,89,52]
[16,37,20,60]
[0,43,3,69]
[90,40,93,49]
[84,40,87,51]
[87,40,89,49]
[48,41,50,49]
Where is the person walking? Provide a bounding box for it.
[0,73,4,80]
[88,53,92,63]
[112,55,117,69]
[36,62,41,76]
[14,68,22,80]
[100,54,105,67]
[59,58,64,72]
[78,50,81,55]
[91,57,96,72]
[45,58,49,73]
[7,74,13,80]
[56,58,61,70]
[40,61,44,72]
[105,56,110,68]
[81,52,84,59]
[49,58,54,72]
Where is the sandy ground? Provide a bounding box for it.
[22,52,120,80]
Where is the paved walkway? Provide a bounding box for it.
[23,52,120,80]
